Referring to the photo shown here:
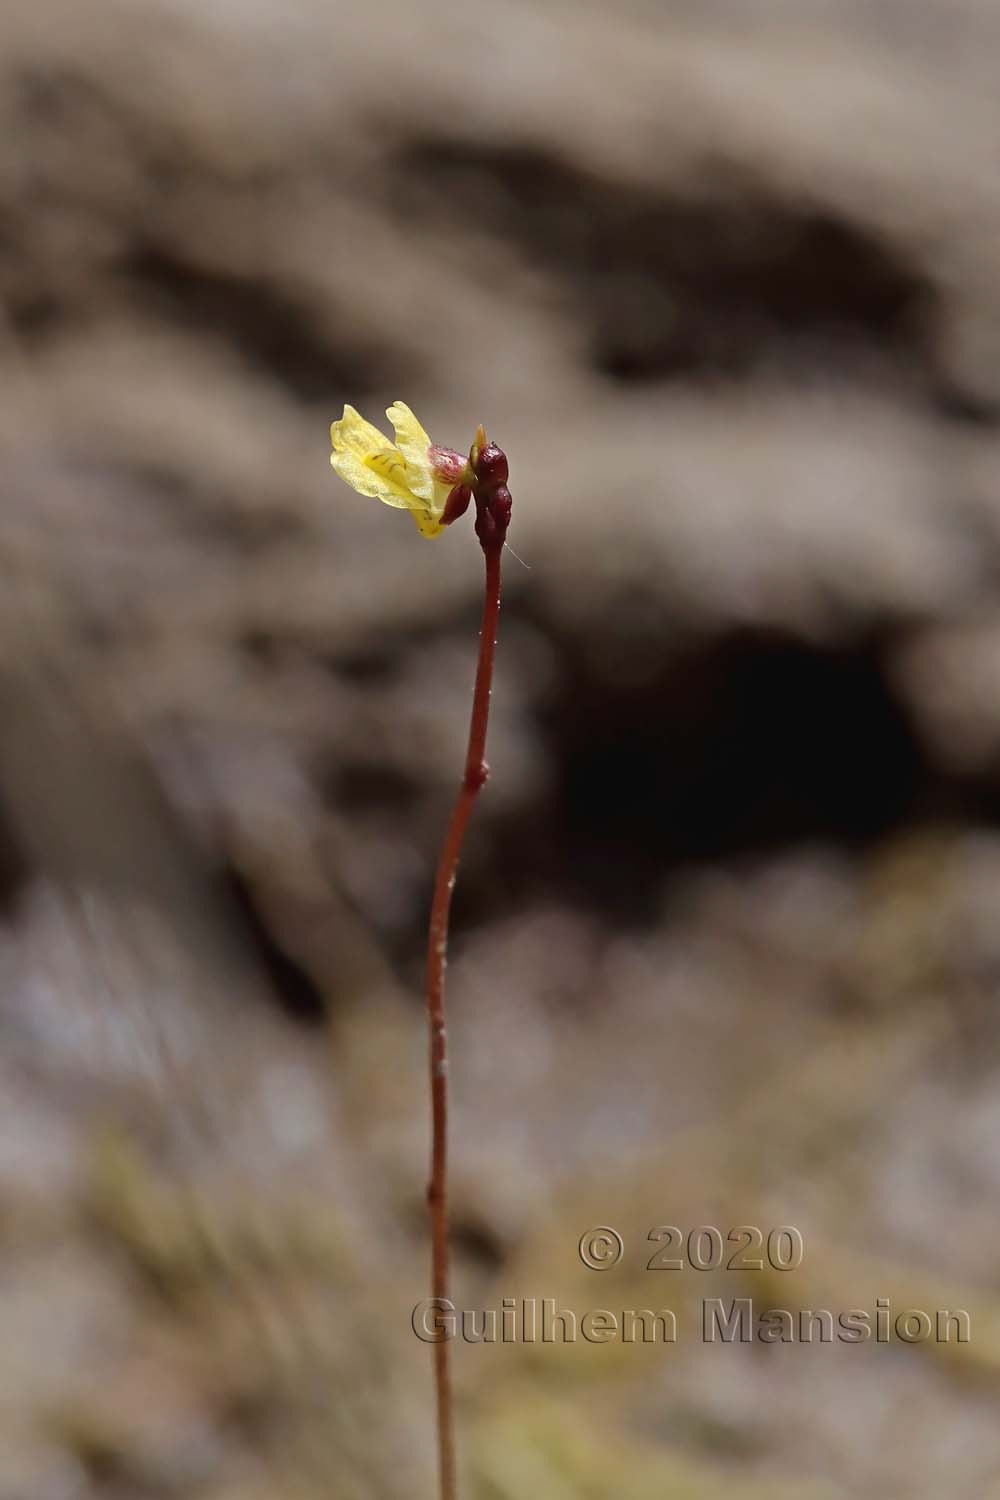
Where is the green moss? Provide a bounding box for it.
[473,1396,839,1500]
[83,1127,348,1299]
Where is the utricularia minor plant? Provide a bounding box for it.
[330,402,513,1500]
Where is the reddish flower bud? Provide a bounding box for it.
[442,482,472,525]
[473,441,509,492]
[429,446,468,486]
[468,434,512,549]
[474,481,512,549]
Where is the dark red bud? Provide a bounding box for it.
[470,437,512,549]
[473,442,509,492]
[442,482,472,525]
[474,482,512,548]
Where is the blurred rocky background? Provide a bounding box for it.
[2,0,1000,1495]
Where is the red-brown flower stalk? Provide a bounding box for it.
[425,430,512,1500]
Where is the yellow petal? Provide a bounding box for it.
[387,401,434,502]
[330,404,391,458]
[330,403,420,509]
[364,448,429,506]
[410,507,445,539]
[330,401,446,532]
[386,401,430,462]
[330,448,415,508]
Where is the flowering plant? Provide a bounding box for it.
[330,400,512,1500]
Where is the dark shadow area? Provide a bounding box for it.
[330,761,422,819]
[395,139,939,388]
[0,802,29,916]
[457,626,997,926]
[120,246,383,401]
[221,864,329,1026]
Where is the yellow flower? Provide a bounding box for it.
[330,401,460,539]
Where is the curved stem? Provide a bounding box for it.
[425,540,503,1500]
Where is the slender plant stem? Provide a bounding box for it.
[425,539,503,1500]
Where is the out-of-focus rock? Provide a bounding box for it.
[2,1,1000,1496]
